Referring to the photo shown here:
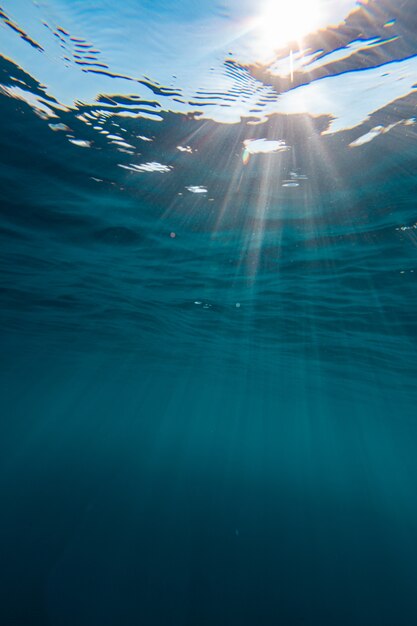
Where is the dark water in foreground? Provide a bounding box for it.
[2,0,417,624]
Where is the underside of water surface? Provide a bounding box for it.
[1,1,417,624]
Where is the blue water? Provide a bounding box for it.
[1,1,417,624]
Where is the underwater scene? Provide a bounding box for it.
[1,0,417,624]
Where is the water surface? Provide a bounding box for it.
[1,1,417,624]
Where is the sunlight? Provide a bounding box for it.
[253,0,323,59]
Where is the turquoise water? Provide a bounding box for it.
[1,1,417,624]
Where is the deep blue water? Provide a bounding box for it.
[1,1,417,624]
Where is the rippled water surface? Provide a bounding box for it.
[1,1,417,624]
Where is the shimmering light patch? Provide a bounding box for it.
[243,138,289,154]
[0,85,58,119]
[76,114,91,124]
[289,171,308,180]
[186,185,208,193]
[281,170,308,186]
[111,140,135,149]
[303,37,399,73]
[243,138,289,163]
[268,56,417,135]
[282,181,300,188]
[68,138,91,147]
[49,123,70,131]
[397,222,417,232]
[349,118,416,148]
[177,145,193,153]
[118,162,172,173]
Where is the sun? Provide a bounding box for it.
[253,0,322,59]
